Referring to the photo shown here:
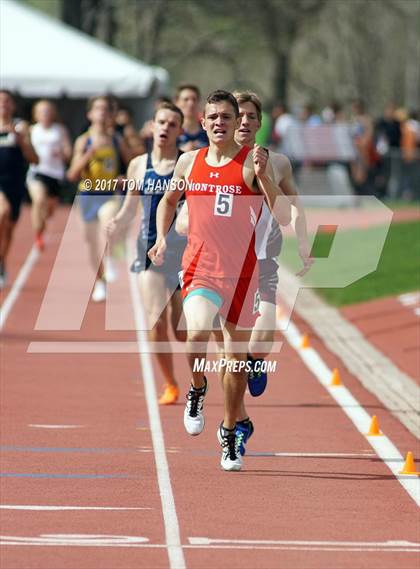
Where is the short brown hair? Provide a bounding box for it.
[205,90,239,118]
[175,84,201,100]
[86,96,111,113]
[0,89,15,99]
[233,91,262,122]
[154,101,184,125]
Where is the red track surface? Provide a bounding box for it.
[341,294,420,383]
[1,206,419,569]
[281,205,420,236]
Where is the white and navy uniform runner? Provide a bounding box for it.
[254,202,282,304]
[130,151,186,291]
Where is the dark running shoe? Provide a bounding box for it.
[236,418,254,456]
[247,354,268,397]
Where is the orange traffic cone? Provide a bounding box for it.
[367,415,382,436]
[330,368,341,386]
[399,452,420,475]
[301,334,310,349]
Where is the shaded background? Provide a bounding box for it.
[23,0,420,112]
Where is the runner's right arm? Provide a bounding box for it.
[148,151,194,265]
[16,121,38,164]
[272,154,313,276]
[66,134,95,182]
[105,155,146,243]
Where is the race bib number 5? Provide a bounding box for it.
[214,192,233,217]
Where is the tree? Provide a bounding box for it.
[34,0,415,112]
[228,0,327,104]
[60,0,82,30]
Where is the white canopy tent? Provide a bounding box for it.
[0,0,168,97]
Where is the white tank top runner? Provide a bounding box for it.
[255,202,283,260]
[30,123,66,180]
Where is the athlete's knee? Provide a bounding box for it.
[173,329,187,343]
[170,308,187,342]
[0,208,9,223]
[0,193,11,216]
[223,354,248,379]
[0,203,11,224]
[187,328,211,345]
[31,193,47,208]
[149,316,168,342]
[249,345,272,359]
[249,329,275,359]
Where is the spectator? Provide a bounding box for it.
[322,101,345,124]
[272,102,295,154]
[299,103,322,126]
[115,105,146,157]
[398,109,420,200]
[373,102,402,198]
[269,101,285,145]
[349,99,375,196]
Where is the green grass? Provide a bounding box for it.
[382,199,420,210]
[281,220,420,307]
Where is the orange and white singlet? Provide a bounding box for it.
[182,146,263,279]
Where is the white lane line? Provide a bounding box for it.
[1,535,418,552]
[27,340,282,353]
[0,246,39,330]
[398,292,420,306]
[128,263,186,569]
[0,534,149,547]
[187,545,419,552]
[0,505,151,511]
[189,537,420,549]
[249,452,376,458]
[279,317,420,506]
[28,425,84,429]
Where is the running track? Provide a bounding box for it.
[1,206,419,569]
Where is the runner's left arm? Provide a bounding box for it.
[117,135,134,168]
[277,158,313,276]
[59,125,73,163]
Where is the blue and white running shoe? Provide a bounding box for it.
[235,419,254,456]
[247,355,267,397]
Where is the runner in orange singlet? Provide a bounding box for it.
[149,90,290,471]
